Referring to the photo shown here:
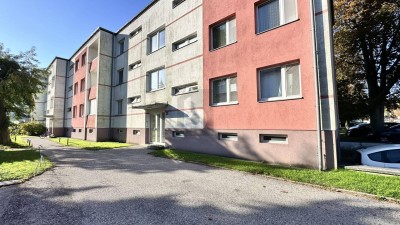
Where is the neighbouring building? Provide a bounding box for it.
[34,0,339,169]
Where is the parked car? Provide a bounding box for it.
[357,145,400,169]
[346,123,371,137]
[346,122,400,138]
[380,124,400,143]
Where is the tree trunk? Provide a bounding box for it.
[369,99,385,135]
[0,100,11,145]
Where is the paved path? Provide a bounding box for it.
[1,137,400,225]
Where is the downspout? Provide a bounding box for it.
[62,61,68,136]
[310,0,323,171]
[109,34,115,140]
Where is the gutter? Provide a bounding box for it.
[310,0,324,171]
[109,34,115,140]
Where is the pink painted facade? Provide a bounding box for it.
[203,0,315,131]
[71,49,87,129]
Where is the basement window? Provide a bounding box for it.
[218,133,238,141]
[260,134,288,144]
[133,130,141,135]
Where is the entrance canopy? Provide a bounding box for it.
[131,103,168,110]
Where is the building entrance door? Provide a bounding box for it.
[150,113,165,144]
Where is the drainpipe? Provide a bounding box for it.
[310,0,323,171]
[109,34,115,140]
[62,60,68,136]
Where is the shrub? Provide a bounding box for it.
[19,121,46,136]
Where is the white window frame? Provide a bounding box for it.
[129,61,142,70]
[129,26,142,38]
[260,134,288,144]
[147,68,166,92]
[118,38,125,55]
[128,96,141,104]
[148,28,166,54]
[218,133,238,141]
[173,33,198,51]
[172,83,198,96]
[256,0,298,34]
[258,63,302,102]
[116,99,123,115]
[211,76,238,106]
[211,18,237,50]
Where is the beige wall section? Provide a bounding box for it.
[45,58,67,135]
[112,0,204,136]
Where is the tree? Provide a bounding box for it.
[334,0,400,134]
[0,43,47,145]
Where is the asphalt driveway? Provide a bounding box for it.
[0,137,399,225]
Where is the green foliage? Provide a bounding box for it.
[152,149,400,200]
[49,137,132,150]
[0,150,53,181]
[0,43,47,145]
[334,0,400,133]
[19,121,46,136]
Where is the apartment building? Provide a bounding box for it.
[35,0,338,169]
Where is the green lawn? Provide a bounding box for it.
[151,149,400,201]
[0,135,31,150]
[50,137,132,150]
[0,150,53,182]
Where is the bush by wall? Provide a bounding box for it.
[18,122,46,136]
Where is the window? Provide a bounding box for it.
[116,99,123,115]
[75,60,79,71]
[117,69,124,85]
[368,152,384,163]
[82,53,86,66]
[173,131,185,138]
[173,33,197,51]
[79,104,84,117]
[79,129,82,133]
[88,99,96,115]
[129,61,142,70]
[68,85,73,92]
[67,107,72,112]
[149,29,166,53]
[74,82,78,95]
[73,106,77,118]
[173,83,198,95]
[211,18,236,50]
[80,78,85,92]
[256,0,298,33]
[211,76,237,105]
[260,134,288,144]
[89,129,94,133]
[147,68,166,92]
[130,26,142,38]
[172,0,186,8]
[218,133,238,141]
[133,130,141,135]
[69,64,74,71]
[118,38,125,55]
[385,150,400,163]
[128,96,141,104]
[73,129,76,132]
[259,63,301,101]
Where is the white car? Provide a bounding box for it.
[357,145,400,169]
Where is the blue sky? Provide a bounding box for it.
[0,0,153,68]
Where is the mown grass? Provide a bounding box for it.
[0,135,31,150]
[0,150,53,182]
[151,149,400,200]
[50,137,132,150]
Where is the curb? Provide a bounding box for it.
[152,153,400,205]
[0,180,23,188]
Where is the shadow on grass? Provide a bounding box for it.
[0,150,39,164]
